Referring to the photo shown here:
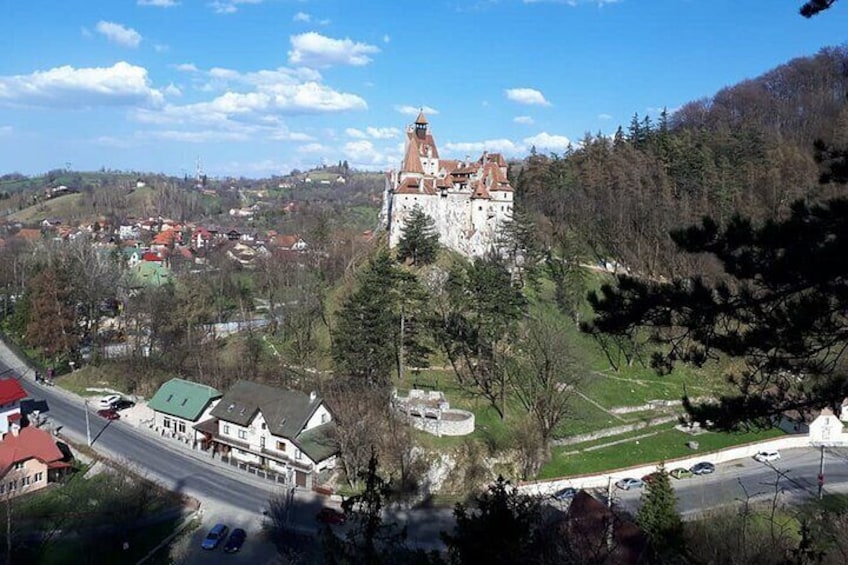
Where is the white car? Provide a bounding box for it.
[96,394,122,410]
[753,450,781,463]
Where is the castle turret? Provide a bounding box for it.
[415,111,428,139]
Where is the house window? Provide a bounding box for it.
[21,476,30,486]
[178,421,186,434]
[0,484,4,494]
[8,480,16,491]
[13,462,24,471]
[261,423,266,430]
[276,441,286,452]
[238,430,247,440]
[34,472,43,482]
[321,413,328,424]
[223,424,230,435]
[295,449,302,461]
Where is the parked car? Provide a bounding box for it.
[615,477,644,490]
[201,523,229,550]
[670,467,693,480]
[690,461,716,475]
[753,450,781,463]
[96,394,122,409]
[96,409,120,421]
[552,487,578,501]
[112,399,136,411]
[223,528,246,553]
[316,507,346,525]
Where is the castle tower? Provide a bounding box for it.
[414,110,428,139]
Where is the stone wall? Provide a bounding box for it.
[402,409,475,437]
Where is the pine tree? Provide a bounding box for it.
[636,464,684,557]
[332,251,401,386]
[396,205,440,266]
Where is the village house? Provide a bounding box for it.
[0,378,28,435]
[148,378,222,444]
[380,111,514,258]
[198,380,336,488]
[0,426,70,499]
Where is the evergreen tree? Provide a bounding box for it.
[332,251,402,387]
[636,464,684,559]
[396,205,440,266]
[442,476,543,565]
[586,198,848,429]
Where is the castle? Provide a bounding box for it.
[380,112,514,258]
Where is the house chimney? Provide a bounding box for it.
[10,423,20,436]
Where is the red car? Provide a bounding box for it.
[316,507,346,525]
[97,409,120,420]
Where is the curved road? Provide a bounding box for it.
[3,347,846,554]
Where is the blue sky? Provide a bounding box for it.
[0,0,846,178]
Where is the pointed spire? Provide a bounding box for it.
[415,109,428,125]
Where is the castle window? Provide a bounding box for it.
[478,206,483,211]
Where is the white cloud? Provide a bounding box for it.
[148,130,249,143]
[0,62,163,108]
[154,44,169,53]
[366,126,399,139]
[293,12,311,22]
[298,142,328,154]
[505,87,551,106]
[175,63,198,72]
[81,27,92,38]
[209,0,264,14]
[134,82,366,129]
[138,0,179,6]
[288,32,380,68]
[513,115,534,125]
[383,34,391,43]
[394,104,439,116]
[598,113,613,120]
[346,126,400,140]
[523,132,571,151]
[95,21,142,48]
[444,139,522,154]
[163,83,182,97]
[343,140,385,165]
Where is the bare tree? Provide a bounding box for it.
[508,312,584,450]
[323,378,392,488]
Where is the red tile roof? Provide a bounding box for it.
[0,426,64,475]
[0,379,27,406]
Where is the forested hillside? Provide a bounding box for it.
[515,46,848,280]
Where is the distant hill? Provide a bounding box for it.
[516,46,848,280]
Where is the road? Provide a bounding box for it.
[4,347,848,559]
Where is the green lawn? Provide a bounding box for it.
[538,424,786,479]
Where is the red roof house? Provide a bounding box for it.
[0,426,69,498]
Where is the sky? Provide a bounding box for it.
[0,1,846,178]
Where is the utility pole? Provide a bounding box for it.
[84,400,91,446]
[818,445,825,500]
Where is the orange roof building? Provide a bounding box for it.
[381,113,514,257]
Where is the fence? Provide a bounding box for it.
[218,454,290,485]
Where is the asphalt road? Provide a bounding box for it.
[4,350,848,558]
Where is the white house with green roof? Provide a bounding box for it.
[200,380,336,489]
[148,378,222,443]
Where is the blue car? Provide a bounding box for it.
[201,523,229,550]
